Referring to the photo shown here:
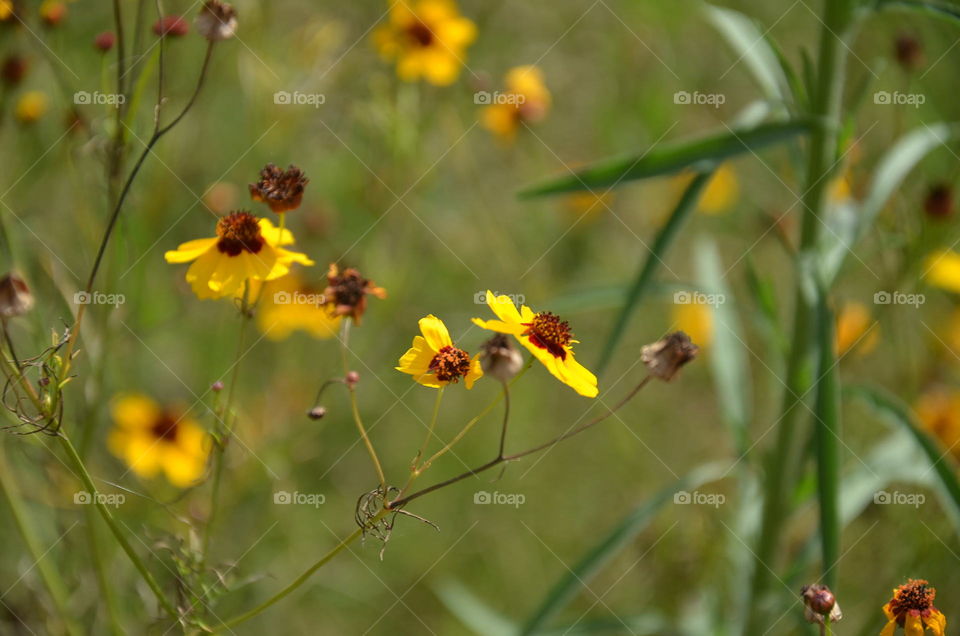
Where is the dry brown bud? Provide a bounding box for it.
[801,584,842,625]
[196,0,237,41]
[307,406,327,420]
[640,331,698,381]
[0,273,34,318]
[480,334,523,382]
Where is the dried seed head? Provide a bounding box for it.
[153,15,189,37]
[196,0,237,41]
[886,579,939,626]
[801,584,842,625]
[249,163,308,213]
[480,334,524,382]
[924,183,953,219]
[322,264,386,325]
[0,273,34,318]
[307,406,327,420]
[640,331,699,381]
[94,31,116,53]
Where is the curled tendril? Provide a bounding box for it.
[355,485,438,560]
[1,328,71,435]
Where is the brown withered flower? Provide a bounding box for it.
[479,334,523,382]
[249,163,308,214]
[881,579,945,635]
[924,183,953,219]
[195,0,237,42]
[640,331,698,382]
[801,584,842,626]
[322,264,385,325]
[0,273,34,318]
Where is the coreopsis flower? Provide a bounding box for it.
[249,163,308,214]
[472,291,598,397]
[38,0,65,26]
[0,272,33,317]
[915,388,960,462]
[153,15,189,37]
[252,273,341,341]
[108,394,210,487]
[15,91,47,123]
[801,584,842,626]
[923,249,960,293]
[481,65,551,143]
[0,0,11,21]
[373,0,476,86]
[880,579,946,636]
[397,315,482,388]
[673,163,740,215]
[322,264,385,325]
[195,0,237,41]
[835,302,879,356]
[164,211,314,300]
[672,301,713,349]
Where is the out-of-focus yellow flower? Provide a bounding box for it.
[473,291,598,397]
[397,315,482,388]
[0,0,13,20]
[15,91,48,123]
[835,302,878,356]
[373,0,476,86]
[915,389,960,463]
[672,163,740,215]
[481,65,551,143]
[673,301,713,349]
[108,394,209,488]
[253,273,341,341]
[924,249,960,293]
[164,211,313,300]
[880,579,946,636]
[830,174,853,202]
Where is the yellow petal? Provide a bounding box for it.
[557,353,599,398]
[925,250,960,293]
[419,315,452,350]
[397,335,436,377]
[486,291,523,324]
[160,444,206,488]
[464,356,483,389]
[164,237,218,263]
[904,613,924,636]
[471,317,526,335]
[111,394,160,430]
[258,217,294,247]
[929,611,946,636]
[422,49,461,86]
[880,619,897,636]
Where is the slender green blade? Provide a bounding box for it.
[813,290,841,587]
[874,0,960,22]
[519,120,812,198]
[433,578,518,636]
[705,5,788,102]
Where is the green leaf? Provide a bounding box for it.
[519,463,727,635]
[596,172,712,375]
[874,0,960,23]
[519,120,812,198]
[433,578,518,636]
[705,5,789,103]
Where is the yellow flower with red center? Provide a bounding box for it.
[252,273,342,341]
[915,388,960,462]
[107,394,210,488]
[397,315,482,388]
[164,211,313,300]
[880,579,946,636]
[472,291,598,397]
[481,65,551,143]
[373,0,476,86]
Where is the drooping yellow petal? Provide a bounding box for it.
[464,356,483,389]
[928,610,947,636]
[904,613,924,636]
[419,314,452,351]
[880,619,897,636]
[163,237,218,263]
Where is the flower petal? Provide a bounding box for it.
[164,237,217,263]
[486,291,523,323]
[419,314,452,350]
[397,335,436,377]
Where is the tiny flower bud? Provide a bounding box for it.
[308,406,327,420]
[924,183,953,219]
[38,377,50,387]
[1,55,27,86]
[211,380,224,392]
[640,331,698,382]
[480,334,523,382]
[94,31,116,53]
[801,584,842,625]
[345,371,360,386]
[894,33,924,71]
[0,273,34,318]
[195,0,237,41]
[153,15,189,37]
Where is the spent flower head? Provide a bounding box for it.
[801,584,842,626]
[640,332,699,382]
[249,163,308,213]
[196,0,237,41]
[0,272,34,318]
[881,579,945,636]
[322,264,385,325]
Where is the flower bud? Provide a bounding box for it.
[345,371,360,387]
[801,584,842,625]
[153,15,189,37]
[211,380,224,392]
[924,183,953,219]
[307,406,327,420]
[195,0,237,41]
[0,273,34,318]
[94,31,116,53]
[640,331,698,382]
[480,334,523,382]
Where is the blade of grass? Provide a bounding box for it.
[433,578,518,636]
[813,288,841,588]
[596,172,712,374]
[874,0,960,22]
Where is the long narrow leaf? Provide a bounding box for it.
[705,5,788,102]
[433,578,518,636]
[813,290,841,587]
[874,0,960,22]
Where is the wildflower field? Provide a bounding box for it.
[3,0,960,634]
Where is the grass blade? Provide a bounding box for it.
[813,290,841,587]
[874,0,960,22]
[705,5,789,102]
[433,578,518,636]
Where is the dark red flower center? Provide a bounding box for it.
[150,413,179,442]
[522,312,572,360]
[429,345,471,382]
[407,21,434,46]
[216,211,264,256]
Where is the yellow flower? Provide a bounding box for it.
[481,65,551,142]
[880,579,946,636]
[0,0,12,20]
[373,0,476,85]
[915,389,960,462]
[924,249,960,293]
[108,394,210,488]
[673,301,713,349]
[472,291,598,397]
[15,91,48,123]
[835,302,878,356]
[164,211,314,300]
[673,163,740,215]
[397,315,482,388]
[253,273,342,341]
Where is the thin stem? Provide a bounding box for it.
[85,506,125,636]
[412,387,444,469]
[497,380,510,458]
[340,320,386,489]
[814,290,841,588]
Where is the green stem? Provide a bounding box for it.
[85,506,125,636]
[412,387,444,469]
[814,291,840,587]
[340,320,387,489]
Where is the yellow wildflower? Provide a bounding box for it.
[673,163,740,215]
[15,91,48,123]
[253,273,342,341]
[880,579,946,636]
[924,249,960,293]
[835,302,878,356]
[397,314,482,388]
[481,65,551,142]
[915,389,960,462]
[673,301,713,349]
